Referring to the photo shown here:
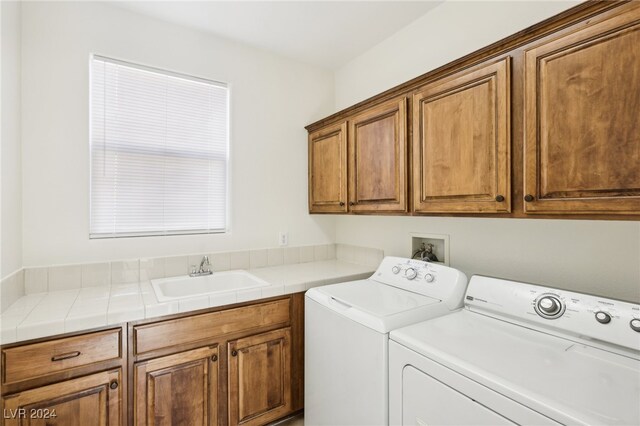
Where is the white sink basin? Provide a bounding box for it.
[151,270,270,302]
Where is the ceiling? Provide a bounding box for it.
[114,1,444,70]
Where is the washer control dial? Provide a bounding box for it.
[534,294,565,319]
[424,273,435,283]
[391,265,401,275]
[595,311,612,324]
[405,268,418,280]
[630,319,640,332]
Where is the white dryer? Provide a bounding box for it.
[305,256,467,426]
[390,275,640,425]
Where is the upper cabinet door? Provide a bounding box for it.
[308,122,348,213]
[348,98,408,212]
[412,58,511,213]
[523,6,640,214]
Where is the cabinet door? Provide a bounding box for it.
[523,6,640,214]
[308,122,348,213]
[412,58,511,213]
[2,369,122,426]
[134,346,218,426]
[348,98,408,212]
[228,328,291,426]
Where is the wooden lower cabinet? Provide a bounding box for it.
[1,296,303,426]
[228,328,291,426]
[133,346,219,426]
[2,369,122,426]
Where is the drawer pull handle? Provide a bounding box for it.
[51,351,81,362]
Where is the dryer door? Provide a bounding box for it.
[403,365,513,425]
[389,341,559,426]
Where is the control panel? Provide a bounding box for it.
[372,257,468,311]
[464,275,640,354]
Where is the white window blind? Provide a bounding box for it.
[90,56,229,238]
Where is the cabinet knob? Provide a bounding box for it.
[524,194,535,202]
[211,355,218,362]
[231,350,238,357]
[339,201,345,206]
[109,380,119,390]
[495,195,505,202]
[349,201,355,206]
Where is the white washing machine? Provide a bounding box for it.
[390,275,640,426]
[305,256,468,426]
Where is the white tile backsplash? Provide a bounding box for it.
[250,249,268,268]
[327,244,336,260]
[24,268,47,294]
[267,248,284,266]
[1,270,25,312]
[48,265,82,291]
[111,260,140,284]
[81,263,111,287]
[211,252,231,272]
[314,244,328,261]
[164,256,188,277]
[140,258,165,281]
[336,244,355,263]
[299,246,315,263]
[283,247,300,265]
[229,251,250,270]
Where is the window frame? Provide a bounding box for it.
[88,54,231,239]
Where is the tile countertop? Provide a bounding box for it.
[0,260,374,345]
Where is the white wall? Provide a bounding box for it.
[1,1,23,279]
[335,0,581,108]
[21,1,335,267]
[333,0,640,303]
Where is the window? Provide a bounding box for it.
[90,55,229,238]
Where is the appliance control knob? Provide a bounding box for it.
[535,295,564,319]
[392,266,401,275]
[424,273,435,283]
[405,268,417,280]
[595,311,611,324]
[630,319,640,333]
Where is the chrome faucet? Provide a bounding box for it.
[189,256,213,277]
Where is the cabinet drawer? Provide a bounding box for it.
[2,328,122,385]
[134,298,290,355]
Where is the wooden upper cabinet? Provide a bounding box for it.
[228,328,291,426]
[523,5,640,214]
[348,98,408,212]
[134,346,219,426]
[308,122,348,213]
[412,57,511,213]
[3,369,122,426]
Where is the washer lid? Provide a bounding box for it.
[306,279,442,333]
[390,310,640,426]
